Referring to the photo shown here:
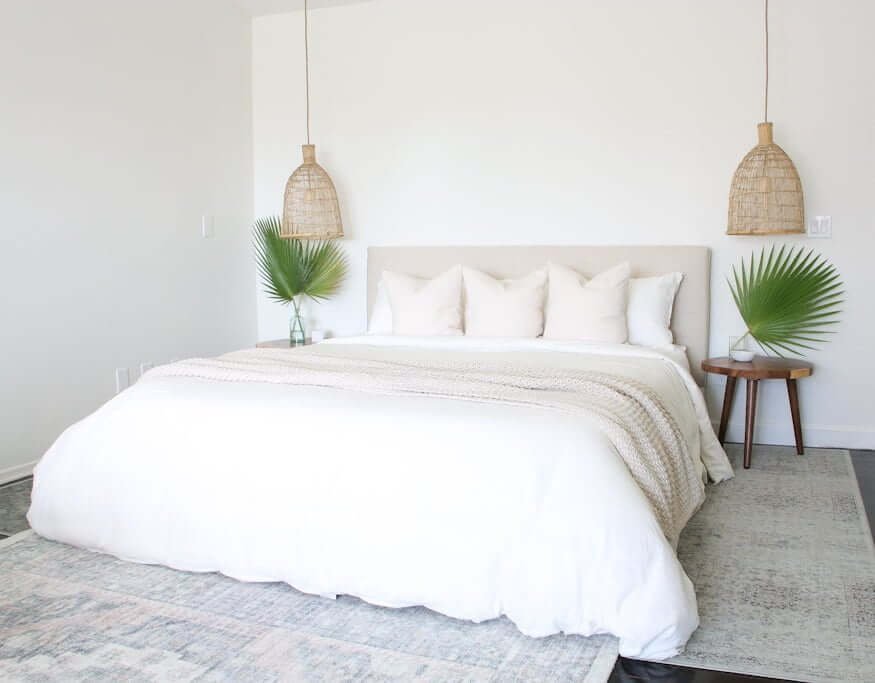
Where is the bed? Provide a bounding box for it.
[28,245,732,660]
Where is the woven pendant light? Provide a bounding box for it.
[727,0,804,235]
[281,0,343,240]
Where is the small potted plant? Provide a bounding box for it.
[253,216,348,345]
[728,245,843,360]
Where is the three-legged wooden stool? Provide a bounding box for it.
[701,356,813,469]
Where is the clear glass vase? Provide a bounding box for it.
[289,297,306,346]
[729,332,755,362]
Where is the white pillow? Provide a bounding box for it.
[543,262,631,343]
[462,267,547,337]
[382,266,464,336]
[627,273,684,348]
[367,281,393,335]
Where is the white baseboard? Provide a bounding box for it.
[0,460,37,485]
[711,420,875,450]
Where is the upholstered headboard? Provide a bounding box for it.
[367,245,710,385]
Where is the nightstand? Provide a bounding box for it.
[256,338,312,349]
[702,356,813,469]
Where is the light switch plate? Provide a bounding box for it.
[807,215,832,238]
[115,368,130,393]
[201,215,214,239]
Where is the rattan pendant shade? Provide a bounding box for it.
[280,0,343,240]
[282,144,343,239]
[727,122,804,234]
[727,0,804,235]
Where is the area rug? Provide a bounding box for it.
[669,444,875,683]
[1,446,873,683]
[0,532,617,682]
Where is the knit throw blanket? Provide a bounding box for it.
[149,347,705,545]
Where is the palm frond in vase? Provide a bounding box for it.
[253,215,348,343]
[728,245,843,357]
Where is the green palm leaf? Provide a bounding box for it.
[253,216,348,305]
[728,246,843,357]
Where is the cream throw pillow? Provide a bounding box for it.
[543,262,631,342]
[627,272,684,347]
[367,281,393,335]
[383,266,464,336]
[462,268,547,337]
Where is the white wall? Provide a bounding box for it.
[253,0,875,449]
[0,0,256,482]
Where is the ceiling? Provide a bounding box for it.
[235,0,369,16]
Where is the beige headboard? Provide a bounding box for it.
[367,245,710,385]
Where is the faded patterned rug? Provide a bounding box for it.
[1,446,873,682]
[667,444,875,682]
[0,538,617,682]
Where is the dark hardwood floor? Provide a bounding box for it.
[609,448,875,683]
[611,659,788,683]
[852,449,875,534]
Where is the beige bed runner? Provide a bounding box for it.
[149,346,705,545]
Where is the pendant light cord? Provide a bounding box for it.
[764,0,769,122]
[304,0,311,144]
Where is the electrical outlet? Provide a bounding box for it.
[807,215,832,238]
[115,368,130,394]
[201,215,214,239]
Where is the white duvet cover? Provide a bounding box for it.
[28,336,732,660]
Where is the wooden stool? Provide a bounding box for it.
[701,356,813,469]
